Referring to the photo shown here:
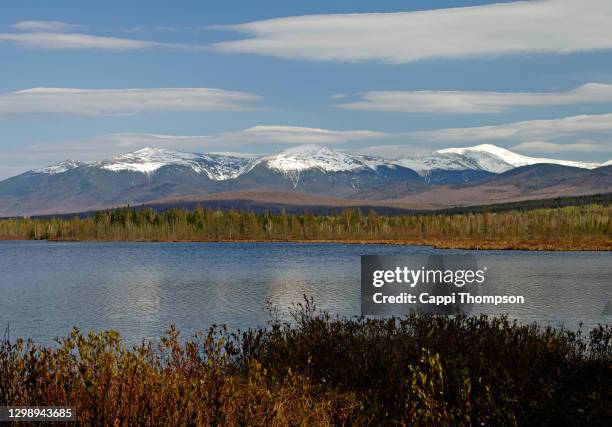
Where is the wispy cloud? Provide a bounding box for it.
[96,134,216,152]
[99,114,612,153]
[337,83,612,114]
[350,144,432,159]
[104,125,388,148]
[214,125,386,144]
[0,87,262,115]
[123,25,209,33]
[511,141,610,153]
[404,113,612,143]
[212,0,612,64]
[12,20,83,32]
[0,21,205,51]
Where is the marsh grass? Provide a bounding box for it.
[1,299,610,426]
[1,204,610,250]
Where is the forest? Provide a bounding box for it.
[0,203,610,250]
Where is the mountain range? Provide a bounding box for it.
[0,144,609,216]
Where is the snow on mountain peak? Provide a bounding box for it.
[132,147,166,155]
[27,143,604,184]
[100,147,201,174]
[439,144,511,156]
[437,143,601,171]
[33,159,87,175]
[439,144,544,168]
[395,152,485,176]
[99,147,252,180]
[258,144,396,187]
[263,144,370,173]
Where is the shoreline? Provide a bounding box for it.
[2,237,610,251]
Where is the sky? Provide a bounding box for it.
[1,0,612,179]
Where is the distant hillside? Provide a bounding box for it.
[0,144,608,217]
[21,193,612,221]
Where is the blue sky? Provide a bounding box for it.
[1,0,612,178]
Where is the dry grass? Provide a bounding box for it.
[2,302,610,426]
[1,326,358,426]
[0,204,610,250]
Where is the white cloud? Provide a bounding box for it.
[512,141,610,153]
[99,134,214,151]
[212,0,612,64]
[123,25,209,33]
[215,125,387,144]
[12,20,82,32]
[104,126,389,148]
[0,21,205,51]
[0,32,199,51]
[92,114,612,153]
[337,83,612,114]
[351,144,432,158]
[404,113,612,143]
[0,87,262,115]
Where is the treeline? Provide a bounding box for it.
[433,193,612,215]
[0,204,610,249]
[2,304,611,425]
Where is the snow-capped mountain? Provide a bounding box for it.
[256,144,399,186]
[395,152,486,175]
[1,143,608,216]
[394,143,602,177]
[96,147,255,180]
[437,144,601,173]
[32,160,87,175]
[27,143,604,180]
[261,144,387,173]
[30,147,259,181]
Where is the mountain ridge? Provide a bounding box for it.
[1,144,609,216]
[24,143,607,180]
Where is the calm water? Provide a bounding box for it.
[1,241,610,344]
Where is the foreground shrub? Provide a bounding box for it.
[1,302,610,425]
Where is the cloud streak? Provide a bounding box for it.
[0,21,205,51]
[212,0,612,64]
[0,32,176,50]
[337,83,612,114]
[511,141,610,153]
[12,20,83,32]
[0,87,262,115]
[105,113,612,151]
[102,114,612,152]
[215,125,386,144]
[104,126,388,148]
[404,113,612,144]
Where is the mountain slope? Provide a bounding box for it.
[96,147,255,180]
[390,164,612,209]
[0,144,608,216]
[437,144,601,172]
